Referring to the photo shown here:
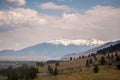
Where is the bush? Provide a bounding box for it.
[48,65,53,74]
[70,57,72,61]
[53,67,58,76]
[116,64,120,70]
[5,64,39,80]
[55,62,60,66]
[86,59,90,68]
[100,56,106,65]
[93,65,99,73]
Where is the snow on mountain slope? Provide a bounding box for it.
[47,39,106,46]
[79,40,120,55]
[62,40,120,59]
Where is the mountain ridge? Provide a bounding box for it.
[63,40,120,59]
[0,39,107,61]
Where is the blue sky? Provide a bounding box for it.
[0,0,120,50]
[0,0,120,15]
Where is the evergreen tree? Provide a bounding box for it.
[48,65,53,74]
[90,58,93,64]
[97,43,120,55]
[115,52,118,57]
[49,67,53,74]
[36,62,44,67]
[82,56,84,58]
[47,65,51,71]
[93,54,97,61]
[2,64,38,80]
[107,54,111,60]
[116,55,120,61]
[111,54,114,60]
[93,65,99,73]
[86,59,90,68]
[55,62,60,66]
[79,56,81,59]
[115,52,120,61]
[100,56,106,65]
[74,58,76,60]
[116,64,120,70]
[53,67,58,76]
[108,63,112,67]
[88,54,91,57]
[70,57,72,61]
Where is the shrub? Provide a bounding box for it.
[93,65,99,73]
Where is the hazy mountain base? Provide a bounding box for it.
[0,40,100,60]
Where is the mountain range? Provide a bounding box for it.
[0,39,118,61]
[63,39,120,59]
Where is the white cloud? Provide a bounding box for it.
[58,0,64,2]
[6,0,26,6]
[40,2,71,11]
[0,6,120,50]
[0,8,46,27]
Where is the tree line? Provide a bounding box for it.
[0,64,38,80]
[97,43,120,55]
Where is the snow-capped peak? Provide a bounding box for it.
[47,39,107,46]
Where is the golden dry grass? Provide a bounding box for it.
[35,53,120,80]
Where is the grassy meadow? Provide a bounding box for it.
[35,53,120,80]
[0,52,120,80]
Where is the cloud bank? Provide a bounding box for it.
[0,5,120,50]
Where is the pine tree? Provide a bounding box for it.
[48,65,51,71]
[55,62,60,66]
[70,57,72,61]
[107,54,111,60]
[48,65,53,74]
[82,56,84,58]
[49,67,53,74]
[88,54,91,57]
[93,54,97,61]
[74,58,76,60]
[53,67,58,76]
[116,64,120,70]
[100,56,106,65]
[111,54,114,60]
[115,52,118,57]
[93,65,99,73]
[114,52,120,61]
[90,58,93,64]
[5,64,38,80]
[79,56,81,59]
[116,55,120,61]
[86,59,90,68]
